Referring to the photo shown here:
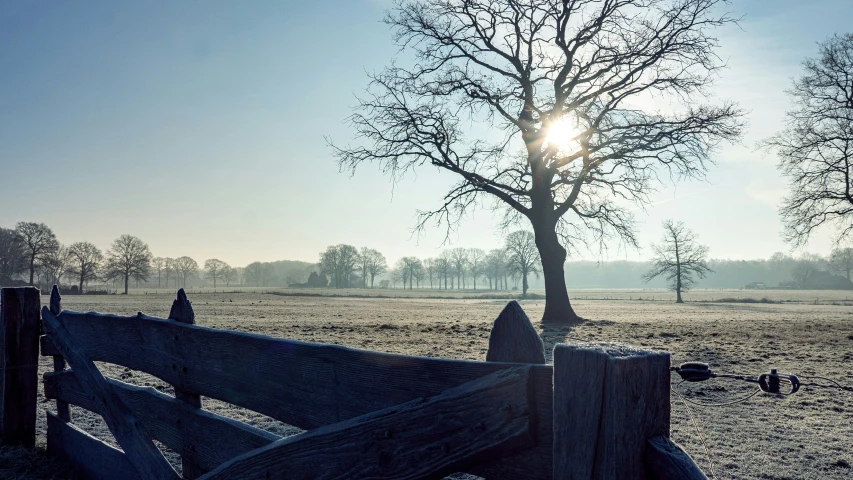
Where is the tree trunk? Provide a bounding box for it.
[124,273,129,295]
[675,236,683,303]
[533,223,580,323]
[522,270,529,297]
[29,254,35,285]
[79,273,84,294]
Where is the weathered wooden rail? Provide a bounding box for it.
[0,286,707,479]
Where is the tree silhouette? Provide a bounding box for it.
[334,0,743,322]
[40,244,71,288]
[437,252,453,289]
[505,231,540,297]
[105,235,152,294]
[449,247,469,289]
[244,262,272,287]
[320,245,360,288]
[0,227,26,283]
[467,248,486,290]
[151,257,166,288]
[359,248,387,288]
[175,256,199,288]
[204,258,229,288]
[164,258,177,288]
[829,247,853,281]
[643,221,711,303]
[764,34,853,246]
[485,249,508,290]
[222,266,238,287]
[15,222,59,285]
[68,242,103,293]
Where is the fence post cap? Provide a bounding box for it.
[554,342,668,359]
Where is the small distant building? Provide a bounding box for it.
[745,282,766,289]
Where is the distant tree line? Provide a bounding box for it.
[565,250,853,291]
[3,220,851,295]
[0,221,310,293]
[315,230,543,296]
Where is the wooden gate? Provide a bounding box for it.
[1,286,706,479]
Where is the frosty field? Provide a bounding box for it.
[24,290,853,479]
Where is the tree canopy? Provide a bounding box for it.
[765,33,853,246]
[334,0,744,322]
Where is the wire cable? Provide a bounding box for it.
[672,387,719,480]
[675,380,762,407]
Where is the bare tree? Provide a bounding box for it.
[366,249,388,288]
[413,259,426,288]
[438,251,453,289]
[105,234,152,294]
[485,248,508,290]
[244,262,265,287]
[449,248,469,289]
[151,257,166,288]
[175,256,199,288]
[320,245,360,288]
[505,231,540,297]
[0,227,26,283]
[222,266,237,287]
[423,257,436,288]
[41,244,72,288]
[358,248,371,288]
[791,253,825,288]
[358,247,387,288]
[467,248,486,290]
[204,258,229,288]
[643,221,712,303]
[394,257,422,289]
[829,247,853,281]
[15,222,59,285]
[763,34,853,246]
[68,242,103,294]
[333,0,743,322]
[394,258,409,289]
[164,258,177,288]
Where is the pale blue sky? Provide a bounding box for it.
[1,0,851,267]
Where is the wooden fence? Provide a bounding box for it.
[0,286,707,479]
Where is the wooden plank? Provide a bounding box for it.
[47,411,142,480]
[553,343,670,479]
[486,300,546,363]
[0,287,40,447]
[553,343,608,479]
[645,436,708,480]
[49,285,71,422]
[168,289,205,479]
[41,307,180,480]
[199,366,536,480]
[41,310,555,480]
[44,370,280,472]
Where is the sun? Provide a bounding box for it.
[544,117,581,154]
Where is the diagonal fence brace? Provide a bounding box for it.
[41,307,181,480]
[199,366,537,480]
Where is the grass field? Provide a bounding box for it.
[14,289,853,479]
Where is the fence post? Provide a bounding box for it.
[485,301,546,364]
[0,286,41,447]
[553,342,670,479]
[49,285,71,422]
[168,289,205,479]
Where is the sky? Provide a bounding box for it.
[1,0,852,268]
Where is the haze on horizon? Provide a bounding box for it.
[2,0,852,268]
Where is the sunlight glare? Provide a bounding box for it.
[544,117,581,154]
